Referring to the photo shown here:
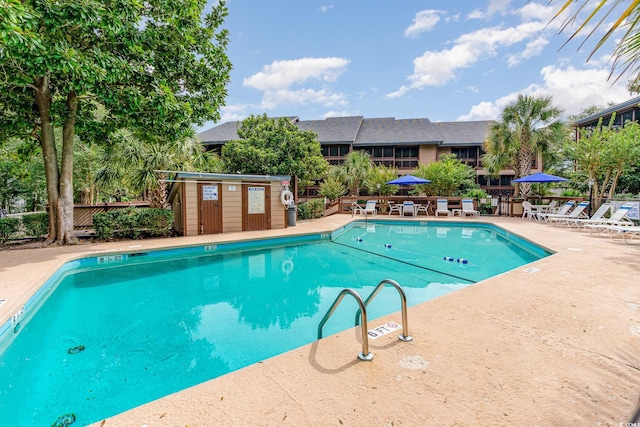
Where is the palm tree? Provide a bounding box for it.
[483,94,566,197]
[553,1,640,85]
[332,150,373,196]
[96,129,223,208]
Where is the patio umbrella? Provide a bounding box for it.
[386,174,431,185]
[511,172,569,196]
[511,172,569,183]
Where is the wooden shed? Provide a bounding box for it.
[168,172,292,236]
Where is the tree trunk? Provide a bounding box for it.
[33,77,78,245]
[514,147,534,197]
[33,76,60,246]
[60,92,79,244]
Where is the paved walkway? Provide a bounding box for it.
[1,215,639,426]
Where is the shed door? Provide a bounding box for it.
[242,184,271,231]
[198,183,222,234]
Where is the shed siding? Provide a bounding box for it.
[222,183,242,233]
[185,181,198,236]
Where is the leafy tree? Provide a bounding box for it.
[0,138,46,212]
[413,154,478,196]
[318,176,347,204]
[363,165,400,197]
[483,94,566,197]
[0,0,231,245]
[565,116,640,208]
[222,114,328,183]
[331,150,373,196]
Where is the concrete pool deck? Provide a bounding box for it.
[1,215,639,425]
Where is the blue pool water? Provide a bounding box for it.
[0,221,549,426]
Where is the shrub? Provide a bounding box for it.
[21,213,49,238]
[139,208,173,237]
[297,198,325,220]
[0,217,20,245]
[93,207,173,240]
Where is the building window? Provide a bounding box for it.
[394,146,418,168]
[321,145,350,165]
[451,147,480,167]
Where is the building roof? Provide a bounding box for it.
[433,121,492,146]
[197,116,491,147]
[353,118,442,146]
[573,96,640,126]
[295,116,363,143]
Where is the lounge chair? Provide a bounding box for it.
[352,200,378,217]
[582,204,634,232]
[564,203,611,228]
[435,199,451,217]
[460,199,480,217]
[606,225,640,243]
[545,201,589,224]
[536,200,575,221]
[387,201,401,216]
[402,201,415,217]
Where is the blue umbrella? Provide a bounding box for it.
[511,172,568,183]
[386,174,431,185]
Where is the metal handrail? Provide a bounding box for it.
[355,279,413,342]
[317,288,373,361]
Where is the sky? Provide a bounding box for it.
[200,0,633,131]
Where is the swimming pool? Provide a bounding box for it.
[0,221,550,426]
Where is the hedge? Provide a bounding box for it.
[93,207,173,240]
[297,198,325,220]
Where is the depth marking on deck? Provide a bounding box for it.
[523,267,541,273]
[0,299,6,308]
[368,321,402,339]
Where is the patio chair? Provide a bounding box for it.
[388,201,401,216]
[564,203,611,228]
[460,199,480,217]
[522,201,536,220]
[352,200,378,217]
[544,201,589,224]
[536,200,575,221]
[402,201,416,217]
[416,201,430,216]
[435,199,451,217]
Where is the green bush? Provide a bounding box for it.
[139,208,173,237]
[93,207,173,240]
[297,198,325,220]
[0,217,21,244]
[21,213,49,238]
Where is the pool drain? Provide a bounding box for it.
[67,345,85,355]
[53,413,76,426]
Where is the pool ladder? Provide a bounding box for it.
[317,279,412,361]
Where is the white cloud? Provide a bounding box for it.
[243,57,350,110]
[404,10,442,37]
[388,2,565,98]
[219,104,251,123]
[468,0,510,20]
[319,4,333,13]
[507,37,549,67]
[322,110,354,119]
[244,57,349,91]
[260,88,347,110]
[457,63,630,121]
